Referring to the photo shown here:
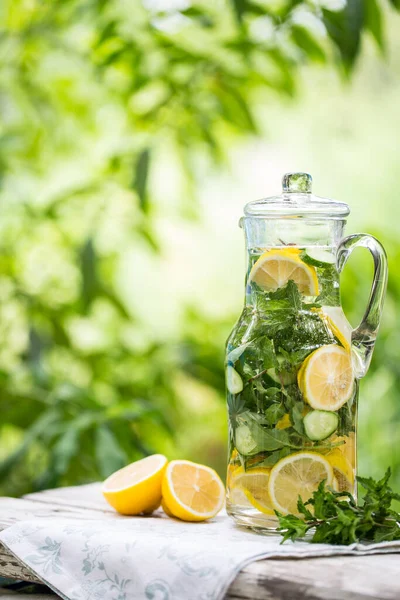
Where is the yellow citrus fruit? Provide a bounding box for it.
[162,460,225,522]
[333,433,356,461]
[161,499,174,517]
[268,451,333,515]
[298,344,354,411]
[249,248,319,295]
[226,467,251,507]
[326,448,354,493]
[230,467,274,514]
[227,451,241,480]
[276,413,291,430]
[332,476,339,491]
[102,454,168,515]
[320,306,352,351]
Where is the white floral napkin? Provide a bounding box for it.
[1,486,400,600]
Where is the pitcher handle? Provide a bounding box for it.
[336,234,388,379]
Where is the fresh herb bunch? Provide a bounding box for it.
[227,268,356,471]
[277,469,400,545]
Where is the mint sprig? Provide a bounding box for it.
[277,469,400,545]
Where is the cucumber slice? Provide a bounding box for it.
[235,424,257,455]
[226,366,243,394]
[303,248,336,268]
[227,342,249,365]
[304,410,339,441]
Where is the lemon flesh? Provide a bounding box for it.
[162,460,225,522]
[229,468,274,515]
[326,448,355,493]
[249,248,319,295]
[298,344,354,411]
[268,451,333,515]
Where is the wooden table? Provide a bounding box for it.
[1,485,399,600]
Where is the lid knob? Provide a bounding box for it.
[282,172,312,194]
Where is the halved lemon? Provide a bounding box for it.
[102,454,168,515]
[298,344,354,411]
[162,460,225,522]
[161,499,174,517]
[229,467,274,514]
[268,451,333,515]
[249,248,319,295]
[326,448,355,493]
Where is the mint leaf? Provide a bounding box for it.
[277,513,310,543]
[264,403,285,425]
[258,426,291,452]
[315,265,340,306]
[277,470,400,545]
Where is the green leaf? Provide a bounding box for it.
[215,82,257,132]
[291,25,326,63]
[276,512,310,542]
[80,238,98,311]
[297,495,314,520]
[315,266,340,306]
[133,148,151,213]
[248,447,291,469]
[257,426,291,451]
[228,393,247,421]
[95,425,127,478]
[277,470,400,545]
[388,0,400,9]
[259,336,277,369]
[0,410,60,480]
[182,7,214,27]
[365,0,384,51]
[52,413,97,477]
[264,403,285,425]
[237,412,291,451]
[230,0,248,23]
[323,0,365,72]
[101,287,131,319]
[289,400,305,435]
[52,427,80,476]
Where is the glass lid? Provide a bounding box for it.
[244,172,350,219]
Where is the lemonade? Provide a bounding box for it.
[225,246,357,528]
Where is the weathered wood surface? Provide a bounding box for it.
[1,486,400,600]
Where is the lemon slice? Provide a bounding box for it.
[276,413,291,430]
[298,344,354,411]
[229,485,252,507]
[321,306,352,351]
[333,432,355,460]
[230,467,274,514]
[102,454,168,515]
[162,460,225,522]
[268,451,333,515]
[227,464,246,506]
[326,448,355,493]
[249,248,319,295]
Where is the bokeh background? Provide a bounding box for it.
[1,0,400,497]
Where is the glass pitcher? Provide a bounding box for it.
[225,172,388,531]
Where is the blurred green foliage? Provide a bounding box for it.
[0,0,399,496]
